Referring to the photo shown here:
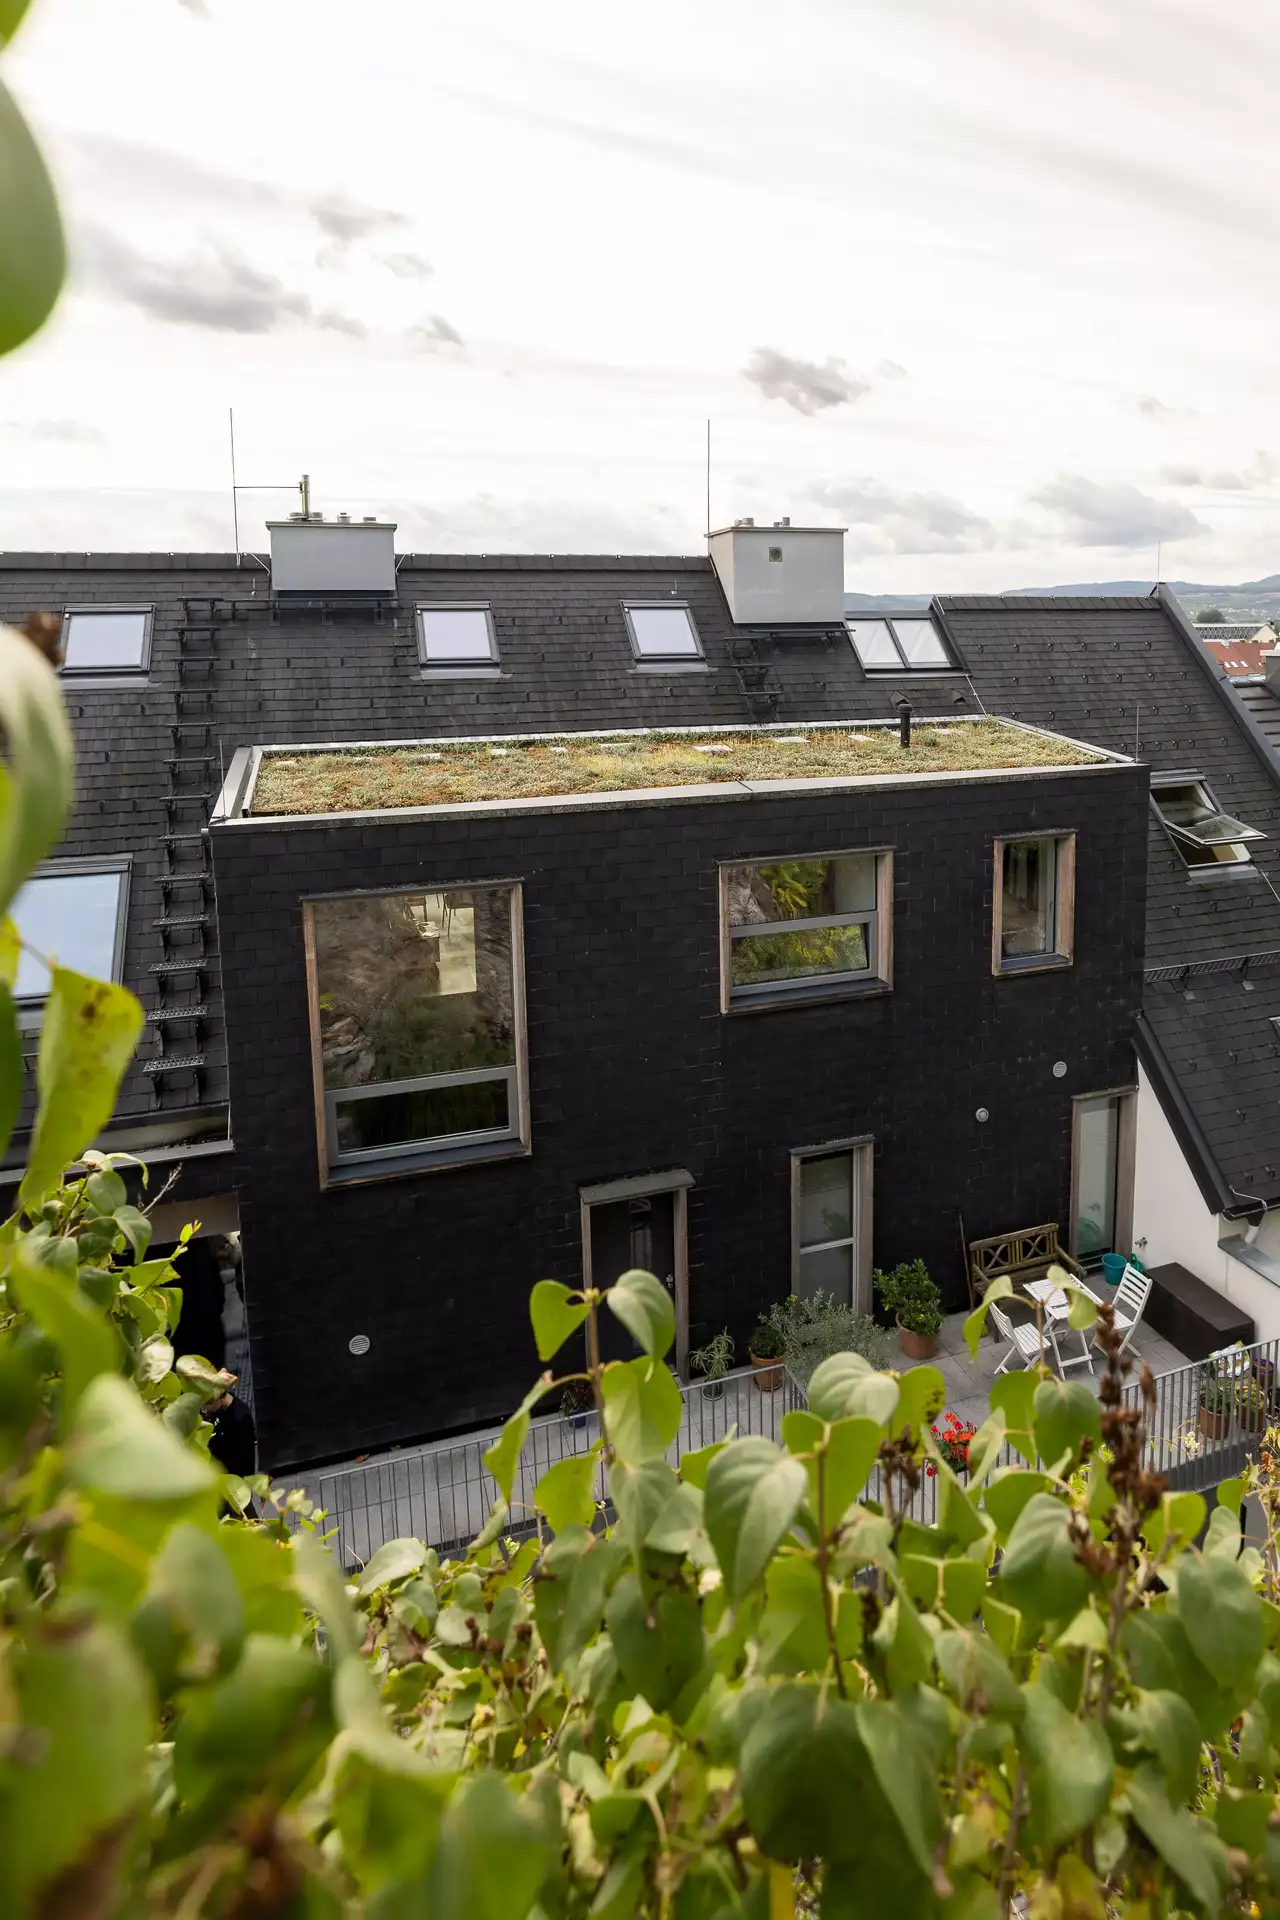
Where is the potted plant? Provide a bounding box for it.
[927,1411,978,1479]
[560,1378,593,1431]
[748,1316,786,1392]
[874,1259,944,1361]
[1199,1371,1233,1443]
[689,1328,735,1400]
[1238,1377,1269,1436]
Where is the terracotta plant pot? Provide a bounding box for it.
[1199,1406,1230,1443]
[749,1353,784,1392]
[898,1321,939,1361]
[1239,1400,1268,1436]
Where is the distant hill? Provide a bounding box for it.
[845,575,1280,621]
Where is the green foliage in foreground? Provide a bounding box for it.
[8,630,1280,1915]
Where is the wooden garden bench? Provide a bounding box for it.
[964,1222,1085,1313]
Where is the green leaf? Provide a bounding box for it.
[20,970,145,1207]
[0,80,64,356]
[112,1204,152,1260]
[535,1448,600,1532]
[892,1365,946,1441]
[855,1698,943,1879]
[741,1684,873,1863]
[1127,1763,1230,1914]
[0,911,16,985]
[1216,1475,1245,1518]
[531,1527,608,1679]
[7,1245,117,1413]
[988,1368,1039,1462]
[807,1351,900,1426]
[1032,1375,1101,1471]
[606,1267,675,1359]
[426,1770,556,1920]
[678,1439,726,1489]
[484,1408,529,1505]
[704,1436,807,1600]
[935,1626,1024,1719]
[1214,1785,1271,1859]
[85,1167,128,1213]
[137,1521,246,1683]
[67,1372,216,1502]
[600,1354,682,1463]
[293,1530,361,1663]
[2,1617,152,1912]
[1019,1683,1113,1852]
[1111,1688,1202,1802]
[873,1582,936,1689]
[1177,1549,1263,1693]
[356,1537,428,1597]
[982,1468,1053,1541]
[761,1553,831,1671]
[528,1278,588,1361]
[998,1492,1094,1623]
[819,1416,883,1523]
[174,1632,332,1801]
[0,2,32,50]
[174,1351,230,1399]
[963,1275,1013,1358]
[605,1568,703,1711]
[0,982,18,1159]
[0,625,72,922]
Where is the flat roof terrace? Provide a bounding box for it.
[238,717,1115,821]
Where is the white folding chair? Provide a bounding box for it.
[1107,1265,1152,1358]
[990,1300,1055,1375]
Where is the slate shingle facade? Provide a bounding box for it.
[5,547,1280,1464]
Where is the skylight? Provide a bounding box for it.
[846,615,953,672]
[61,608,152,673]
[10,863,129,1005]
[416,605,499,668]
[1151,776,1264,869]
[624,603,704,663]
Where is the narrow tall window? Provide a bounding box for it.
[721,850,891,1008]
[60,608,152,674]
[305,883,527,1178]
[1071,1090,1136,1260]
[993,835,1075,974]
[796,1153,857,1301]
[791,1140,873,1312]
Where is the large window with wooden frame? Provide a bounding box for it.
[303,882,527,1181]
[992,834,1075,975]
[719,849,893,1010]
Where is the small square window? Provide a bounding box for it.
[846,614,954,672]
[721,849,892,1009]
[1151,775,1263,868]
[60,607,152,674]
[993,835,1075,974]
[10,861,130,1012]
[416,604,498,668]
[624,602,704,662]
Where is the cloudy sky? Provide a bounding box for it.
[3,0,1279,589]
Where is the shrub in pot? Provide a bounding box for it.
[1199,1371,1233,1443]
[748,1317,785,1391]
[874,1258,944,1359]
[1238,1378,1269,1435]
[689,1328,734,1400]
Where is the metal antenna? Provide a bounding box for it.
[229,406,240,562]
[705,419,711,538]
[1134,703,1141,760]
[1156,540,1162,585]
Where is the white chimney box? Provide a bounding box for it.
[707,520,846,626]
[268,516,397,593]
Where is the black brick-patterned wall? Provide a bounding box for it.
[213,760,1149,1470]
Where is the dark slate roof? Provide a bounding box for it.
[7,552,1280,1210]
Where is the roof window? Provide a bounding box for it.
[1150,774,1264,869]
[60,607,152,674]
[846,614,952,672]
[10,859,130,1022]
[624,602,704,664]
[415,604,499,669]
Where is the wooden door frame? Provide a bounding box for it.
[579,1169,693,1380]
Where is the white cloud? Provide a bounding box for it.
[742,347,869,416]
[808,478,993,556]
[1029,475,1208,549]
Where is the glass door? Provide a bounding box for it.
[1074,1095,1121,1257]
[796,1153,858,1303]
